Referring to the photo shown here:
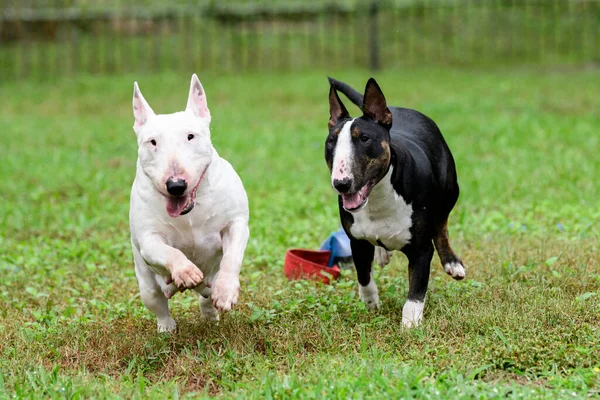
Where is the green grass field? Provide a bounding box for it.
[0,67,599,398]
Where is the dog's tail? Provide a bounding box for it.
[328,77,363,108]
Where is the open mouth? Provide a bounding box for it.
[341,180,375,212]
[164,169,207,218]
[166,190,197,217]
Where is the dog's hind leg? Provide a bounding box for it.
[374,246,393,267]
[141,285,176,333]
[157,275,178,299]
[198,295,219,321]
[351,238,379,309]
[433,218,465,280]
[191,281,219,320]
[133,248,176,333]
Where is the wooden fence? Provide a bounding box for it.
[0,0,598,80]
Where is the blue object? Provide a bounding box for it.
[320,227,353,267]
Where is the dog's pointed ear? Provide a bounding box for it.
[186,74,211,120]
[133,82,155,134]
[362,78,392,127]
[329,84,349,128]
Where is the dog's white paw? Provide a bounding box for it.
[172,263,204,290]
[201,308,220,321]
[402,300,424,328]
[199,297,220,321]
[359,281,380,309]
[157,317,177,333]
[211,275,239,312]
[374,247,392,267]
[444,262,466,280]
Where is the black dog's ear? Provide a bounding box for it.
[362,78,392,127]
[329,84,350,128]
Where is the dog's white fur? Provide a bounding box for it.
[358,270,379,309]
[331,119,355,186]
[402,300,424,328]
[444,261,466,280]
[129,74,249,332]
[348,167,413,251]
[374,246,392,267]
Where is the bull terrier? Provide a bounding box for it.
[129,74,249,332]
[325,77,465,327]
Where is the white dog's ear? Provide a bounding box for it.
[133,82,155,134]
[186,74,211,120]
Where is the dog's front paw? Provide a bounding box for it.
[401,300,424,328]
[211,275,240,312]
[172,262,204,290]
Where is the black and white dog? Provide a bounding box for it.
[325,77,465,327]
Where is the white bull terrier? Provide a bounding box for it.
[129,74,249,333]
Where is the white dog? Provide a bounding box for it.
[129,74,249,333]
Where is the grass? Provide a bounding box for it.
[0,66,599,398]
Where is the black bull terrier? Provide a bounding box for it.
[325,77,465,327]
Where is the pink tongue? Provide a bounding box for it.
[342,193,363,210]
[166,196,188,218]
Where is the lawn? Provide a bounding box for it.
[0,67,599,398]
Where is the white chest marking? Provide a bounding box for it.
[331,119,355,186]
[349,167,413,251]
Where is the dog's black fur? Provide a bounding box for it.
[325,77,464,312]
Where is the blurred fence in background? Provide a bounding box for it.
[1,0,598,80]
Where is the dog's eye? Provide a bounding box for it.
[327,136,335,145]
[360,135,370,143]
[150,139,157,146]
[188,134,194,141]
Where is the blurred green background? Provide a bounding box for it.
[1,0,599,79]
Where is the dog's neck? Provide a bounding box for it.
[361,143,397,212]
[363,166,397,214]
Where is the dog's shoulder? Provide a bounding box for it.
[203,153,249,215]
[387,106,455,205]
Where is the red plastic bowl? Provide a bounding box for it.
[284,249,341,284]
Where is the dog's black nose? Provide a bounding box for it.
[166,178,187,196]
[333,178,352,193]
